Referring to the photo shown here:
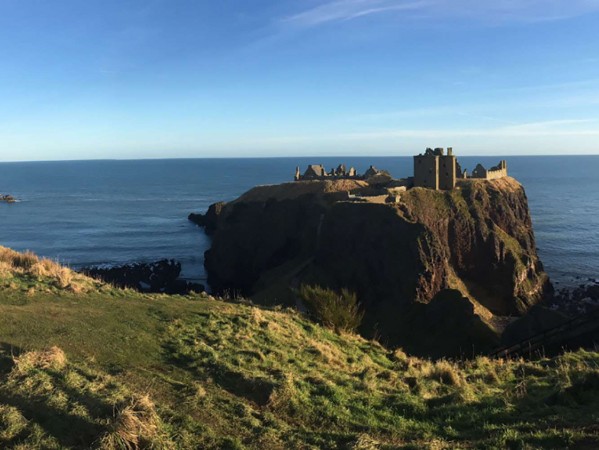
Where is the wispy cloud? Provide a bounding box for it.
[231,118,599,149]
[281,0,599,28]
[282,0,429,27]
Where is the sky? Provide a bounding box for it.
[1,0,599,161]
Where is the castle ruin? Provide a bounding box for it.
[293,148,508,191]
[295,164,375,181]
[471,161,508,180]
[413,147,507,190]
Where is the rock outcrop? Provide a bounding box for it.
[188,202,226,235]
[81,260,205,295]
[0,194,16,203]
[191,177,551,356]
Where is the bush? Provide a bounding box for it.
[298,285,364,333]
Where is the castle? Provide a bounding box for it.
[293,148,508,190]
[413,147,508,190]
[294,164,381,181]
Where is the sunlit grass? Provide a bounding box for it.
[0,247,597,448]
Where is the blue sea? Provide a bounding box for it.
[0,156,598,288]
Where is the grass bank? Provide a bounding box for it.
[0,247,597,448]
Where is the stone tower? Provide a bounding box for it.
[413,147,457,190]
[413,148,440,189]
[439,147,457,190]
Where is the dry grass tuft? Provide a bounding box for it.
[351,433,381,450]
[100,394,165,450]
[11,251,39,270]
[420,360,464,387]
[307,338,346,367]
[0,245,102,293]
[56,267,73,289]
[29,262,49,279]
[250,307,266,325]
[12,346,68,374]
[0,261,13,276]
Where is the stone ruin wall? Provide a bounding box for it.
[485,166,508,180]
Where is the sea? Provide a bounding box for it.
[0,156,598,288]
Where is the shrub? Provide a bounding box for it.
[298,285,364,333]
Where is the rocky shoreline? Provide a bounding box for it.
[80,260,205,295]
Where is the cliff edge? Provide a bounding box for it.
[193,177,551,357]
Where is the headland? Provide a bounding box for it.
[190,149,550,357]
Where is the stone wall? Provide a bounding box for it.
[472,161,508,180]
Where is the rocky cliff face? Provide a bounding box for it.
[194,177,551,356]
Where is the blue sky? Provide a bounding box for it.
[1,0,599,161]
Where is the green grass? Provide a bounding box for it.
[0,248,598,448]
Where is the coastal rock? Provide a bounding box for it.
[501,305,569,348]
[0,194,16,203]
[194,177,551,355]
[81,260,204,294]
[188,201,225,235]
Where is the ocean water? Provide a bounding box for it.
[0,156,598,287]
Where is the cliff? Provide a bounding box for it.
[196,177,551,356]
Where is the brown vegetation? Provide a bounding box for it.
[0,245,100,293]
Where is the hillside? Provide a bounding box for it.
[0,247,598,448]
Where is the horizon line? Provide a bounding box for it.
[1,153,599,164]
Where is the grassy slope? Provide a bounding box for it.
[0,248,598,449]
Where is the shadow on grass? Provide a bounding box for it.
[0,359,117,449]
[0,342,21,376]
[163,339,276,407]
[0,390,106,448]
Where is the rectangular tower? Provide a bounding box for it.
[439,154,456,190]
[413,154,439,189]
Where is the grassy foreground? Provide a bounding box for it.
[0,247,598,449]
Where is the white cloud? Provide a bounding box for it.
[281,0,599,28]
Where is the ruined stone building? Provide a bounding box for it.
[363,165,381,178]
[295,164,362,181]
[413,147,507,190]
[413,147,466,190]
[294,149,508,189]
[471,160,508,180]
[295,164,327,181]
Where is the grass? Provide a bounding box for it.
[0,247,598,448]
[0,246,103,294]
